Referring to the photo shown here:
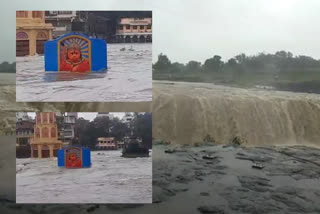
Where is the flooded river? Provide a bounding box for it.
[153,81,320,146]
[16,150,152,203]
[16,43,152,102]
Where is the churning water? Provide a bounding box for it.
[16,44,152,102]
[153,81,320,146]
[16,150,152,203]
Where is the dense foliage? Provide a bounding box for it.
[153,51,320,93]
[153,51,320,73]
[0,61,15,73]
[73,113,152,149]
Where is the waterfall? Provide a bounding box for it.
[153,81,320,146]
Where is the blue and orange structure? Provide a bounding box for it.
[57,146,91,168]
[44,32,107,72]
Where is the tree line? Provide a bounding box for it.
[153,51,320,73]
[73,113,152,149]
[0,61,15,73]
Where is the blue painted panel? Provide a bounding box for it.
[44,32,107,72]
[57,149,65,167]
[82,148,91,168]
[91,39,107,72]
[44,40,58,71]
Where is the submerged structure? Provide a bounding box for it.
[44,32,107,72]
[57,146,91,168]
[122,136,149,158]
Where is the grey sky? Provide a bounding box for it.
[27,112,126,121]
[3,0,320,63]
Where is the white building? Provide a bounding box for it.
[45,11,77,38]
[16,112,31,121]
[96,137,117,150]
[63,112,77,142]
[121,112,134,124]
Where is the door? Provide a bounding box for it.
[16,40,29,56]
[42,149,49,158]
[36,40,46,54]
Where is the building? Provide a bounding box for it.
[56,112,77,146]
[63,112,77,144]
[30,112,63,158]
[121,112,135,124]
[96,137,117,150]
[45,11,77,38]
[117,140,125,149]
[16,119,34,146]
[115,17,152,43]
[16,11,53,56]
[16,112,30,121]
[96,112,114,120]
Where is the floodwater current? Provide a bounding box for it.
[16,43,152,102]
[16,150,152,203]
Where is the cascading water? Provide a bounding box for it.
[152,81,320,146]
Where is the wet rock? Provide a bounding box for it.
[176,175,191,183]
[86,204,99,212]
[164,148,187,154]
[270,192,313,213]
[165,149,175,154]
[198,205,225,213]
[172,187,189,193]
[200,192,210,196]
[106,204,144,210]
[202,155,218,160]
[252,162,264,169]
[238,176,272,192]
[236,152,272,162]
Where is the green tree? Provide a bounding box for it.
[132,113,152,149]
[0,61,15,73]
[168,62,184,73]
[153,53,171,71]
[203,55,223,72]
[110,117,130,141]
[185,60,201,72]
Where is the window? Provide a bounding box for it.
[49,113,54,123]
[36,113,41,124]
[147,25,152,29]
[36,128,40,138]
[133,26,137,30]
[42,127,49,138]
[140,25,145,30]
[51,128,56,138]
[43,113,48,123]
[16,11,28,18]
[32,11,43,18]
[126,25,130,30]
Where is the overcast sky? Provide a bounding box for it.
[3,0,320,63]
[27,112,125,121]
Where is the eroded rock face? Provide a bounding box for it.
[153,81,320,146]
[151,144,320,214]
